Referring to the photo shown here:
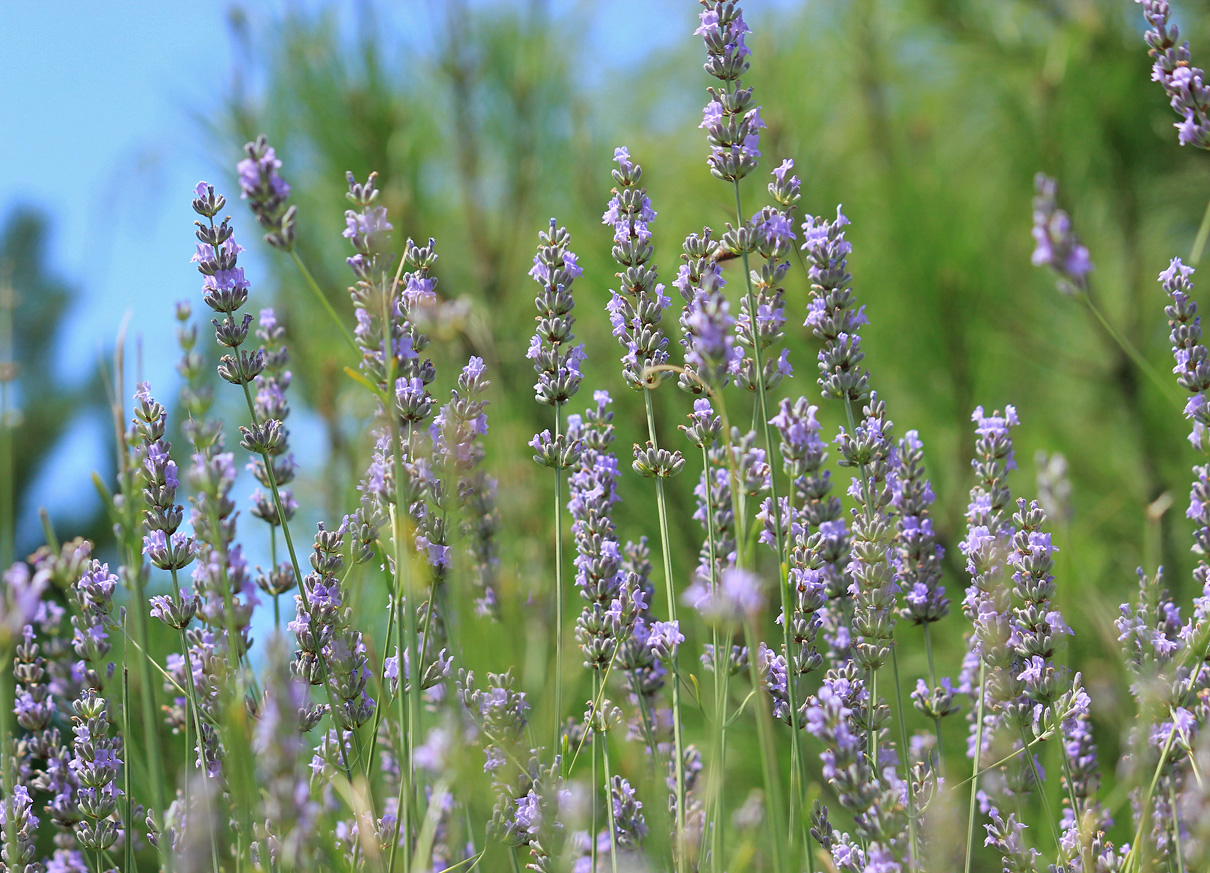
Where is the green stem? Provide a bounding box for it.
[890,646,920,868]
[127,558,169,839]
[602,726,620,873]
[703,444,727,873]
[642,389,688,872]
[922,624,945,765]
[1170,779,1186,873]
[1191,191,1210,266]
[1082,295,1183,411]
[731,180,804,847]
[0,643,17,873]
[964,664,987,873]
[289,250,359,354]
[553,404,565,756]
[591,673,600,873]
[1018,726,1063,856]
[122,665,134,873]
[742,615,788,873]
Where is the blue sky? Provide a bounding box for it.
[0,0,705,537]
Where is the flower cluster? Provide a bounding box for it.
[1163,257,1210,451]
[1031,173,1092,296]
[802,206,870,402]
[1137,0,1210,149]
[604,148,672,390]
[238,134,296,249]
[696,1,763,180]
[529,220,585,407]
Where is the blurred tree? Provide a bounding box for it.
[0,208,111,566]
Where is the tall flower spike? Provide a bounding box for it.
[1031,174,1092,296]
[192,183,265,387]
[1137,1,1210,149]
[1162,257,1210,451]
[697,1,762,181]
[604,147,672,390]
[732,160,800,395]
[529,219,586,408]
[248,309,299,531]
[238,134,296,250]
[894,429,948,626]
[676,229,738,393]
[802,206,870,403]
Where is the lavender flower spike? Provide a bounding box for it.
[604,148,673,391]
[529,219,586,408]
[1031,174,1092,296]
[1137,1,1210,149]
[697,1,763,181]
[1162,257,1210,451]
[238,134,296,249]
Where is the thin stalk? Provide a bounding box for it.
[1082,295,1183,410]
[714,398,789,869]
[922,624,945,764]
[271,527,280,630]
[289,250,359,354]
[1191,191,1210,266]
[367,563,399,768]
[964,664,987,873]
[385,419,415,872]
[641,389,688,872]
[890,646,920,868]
[126,555,169,838]
[122,665,134,873]
[0,643,17,873]
[1018,726,1063,854]
[742,615,788,873]
[553,404,565,755]
[731,179,804,845]
[703,444,726,873]
[591,672,600,873]
[1170,779,1186,873]
[602,728,620,873]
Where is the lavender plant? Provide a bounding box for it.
[9,3,1210,873]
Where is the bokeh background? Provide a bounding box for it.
[4,0,1210,860]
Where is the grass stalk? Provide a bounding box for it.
[641,388,688,872]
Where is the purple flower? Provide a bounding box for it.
[238,134,296,249]
[1031,174,1092,295]
[1162,258,1210,450]
[529,219,586,408]
[647,620,683,660]
[604,148,672,390]
[801,207,871,403]
[697,2,760,180]
[1136,1,1210,149]
[684,567,766,623]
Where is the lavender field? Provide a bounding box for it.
[3,1,1210,871]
